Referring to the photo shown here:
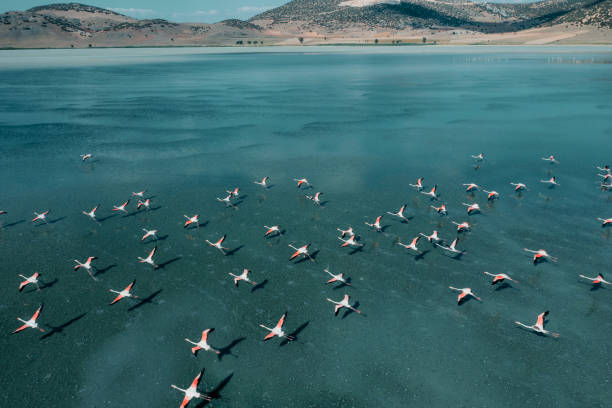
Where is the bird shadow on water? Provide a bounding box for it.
[94,264,117,277]
[3,219,25,228]
[341,303,361,319]
[294,250,319,264]
[225,245,244,256]
[332,279,353,290]
[251,279,268,293]
[414,250,430,261]
[217,337,246,361]
[280,321,309,346]
[127,289,162,311]
[38,278,59,291]
[349,246,364,255]
[40,312,88,340]
[35,216,66,226]
[157,257,182,269]
[195,373,234,407]
[98,214,118,223]
[494,282,513,291]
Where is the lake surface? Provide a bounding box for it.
[1,46,611,407]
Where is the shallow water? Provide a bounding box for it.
[1,46,612,407]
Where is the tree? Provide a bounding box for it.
[298,37,304,44]
[374,38,378,44]
[422,37,426,43]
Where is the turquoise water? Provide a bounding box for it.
[1,46,612,407]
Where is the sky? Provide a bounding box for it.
[0,1,288,23]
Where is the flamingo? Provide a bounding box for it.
[419,230,441,243]
[463,183,479,192]
[112,200,130,214]
[82,205,98,221]
[206,235,229,255]
[109,280,138,304]
[226,187,239,197]
[437,237,464,254]
[597,165,610,173]
[306,192,323,205]
[80,153,92,161]
[452,221,471,233]
[597,218,612,227]
[598,173,612,182]
[137,199,150,210]
[387,204,409,222]
[431,204,447,215]
[185,328,220,355]
[228,269,257,287]
[327,294,360,316]
[398,236,420,253]
[510,182,527,191]
[18,272,41,291]
[138,247,158,268]
[540,176,560,186]
[294,178,310,188]
[264,225,281,237]
[12,305,44,333]
[449,287,481,304]
[337,226,354,238]
[171,371,211,407]
[483,272,518,285]
[471,153,484,161]
[74,256,98,280]
[524,248,557,264]
[515,311,559,337]
[260,313,294,341]
[132,190,146,198]
[364,215,383,232]
[338,235,362,248]
[141,228,158,241]
[421,185,438,200]
[542,155,559,164]
[324,268,351,286]
[254,176,269,188]
[409,177,424,190]
[482,190,499,200]
[184,214,199,228]
[462,202,481,215]
[216,193,233,207]
[579,273,611,285]
[288,243,313,262]
[32,211,49,223]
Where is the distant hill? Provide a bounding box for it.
[0,1,610,48]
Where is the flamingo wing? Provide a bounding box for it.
[12,323,29,334]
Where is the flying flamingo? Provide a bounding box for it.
[421,185,438,200]
[337,226,354,238]
[137,199,151,210]
[260,313,294,341]
[515,311,559,337]
[597,165,610,173]
[338,235,362,248]
[254,176,269,188]
[226,187,239,197]
[18,272,41,291]
[294,178,310,188]
[482,190,499,200]
[523,248,557,264]
[12,305,44,333]
[82,205,99,221]
[579,273,611,285]
[483,272,518,285]
[305,192,323,205]
[462,202,481,215]
[364,215,383,232]
[74,256,98,280]
[132,190,146,198]
[452,221,471,233]
[541,155,559,164]
[184,214,199,228]
[216,193,233,207]
[109,280,138,304]
[112,200,130,214]
[597,218,612,227]
[463,183,479,192]
[419,230,441,243]
[398,236,420,253]
[431,204,447,215]
[80,153,92,161]
[138,246,158,268]
[409,177,424,190]
[437,237,464,254]
[326,294,361,316]
[228,269,256,287]
[540,176,560,186]
[171,371,211,407]
[141,228,158,241]
[449,287,481,304]
[387,204,409,222]
[32,211,49,223]
[185,328,220,355]
[206,235,229,255]
[323,268,351,286]
[471,153,484,161]
[510,182,527,191]
[288,243,313,261]
[598,173,612,182]
[264,225,281,237]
